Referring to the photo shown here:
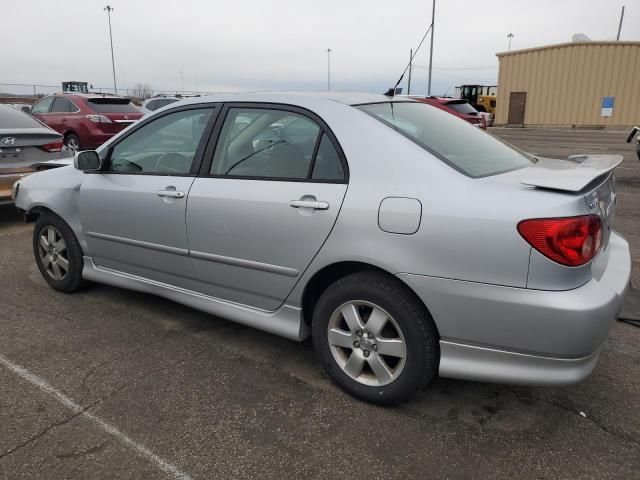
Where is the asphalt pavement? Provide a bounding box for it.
[0,128,638,479]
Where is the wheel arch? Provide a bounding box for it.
[300,261,435,330]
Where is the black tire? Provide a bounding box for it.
[312,271,439,404]
[33,213,87,293]
[64,133,81,153]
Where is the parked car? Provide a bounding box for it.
[26,93,143,152]
[411,96,487,129]
[627,126,640,161]
[13,93,630,404]
[141,94,201,115]
[0,104,71,204]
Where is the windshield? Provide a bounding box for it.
[445,101,478,115]
[356,102,534,178]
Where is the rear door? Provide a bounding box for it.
[79,105,218,285]
[186,104,348,310]
[47,97,77,133]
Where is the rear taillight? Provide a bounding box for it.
[518,215,602,267]
[38,140,64,152]
[85,114,112,123]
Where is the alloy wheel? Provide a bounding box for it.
[37,226,69,281]
[327,300,406,386]
[66,136,79,153]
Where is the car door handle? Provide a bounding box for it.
[157,189,185,198]
[289,200,329,210]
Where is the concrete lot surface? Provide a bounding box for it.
[0,128,638,479]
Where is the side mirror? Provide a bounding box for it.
[21,106,31,114]
[74,151,102,172]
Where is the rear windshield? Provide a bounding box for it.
[356,102,534,178]
[87,98,139,113]
[445,101,478,115]
[0,104,46,129]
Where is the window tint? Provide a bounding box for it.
[145,100,158,111]
[87,99,139,113]
[357,102,533,178]
[107,108,214,174]
[312,134,344,181]
[50,97,76,113]
[211,108,321,179]
[31,97,54,114]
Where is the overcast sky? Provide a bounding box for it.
[2,0,638,96]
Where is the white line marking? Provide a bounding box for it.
[0,353,191,480]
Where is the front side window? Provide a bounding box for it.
[211,108,322,179]
[107,108,214,174]
[357,102,534,178]
[31,97,54,114]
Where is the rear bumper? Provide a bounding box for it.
[0,172,34,204]
[398,232,630,386]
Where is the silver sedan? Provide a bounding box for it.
[13,92,631,404]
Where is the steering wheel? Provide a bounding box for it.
[154,152,191,174]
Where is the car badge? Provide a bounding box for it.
[0,137,16,146]
[588,199,598,209]
[124,115,129,120]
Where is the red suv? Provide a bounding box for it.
[29,93,143,151]
[411,96,487,129]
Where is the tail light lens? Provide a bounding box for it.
[85,114,112,123]
[518,215,602,266]
[38,140,64,152]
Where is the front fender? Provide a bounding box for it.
[14,166,88,251]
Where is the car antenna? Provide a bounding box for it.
[385,23,433,97]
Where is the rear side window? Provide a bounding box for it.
[50,97,77,113]
[145,100,158,111]
[312,134,344,181]
[357,102,533,178]
[87,98,139,113]
[211,108,321,179]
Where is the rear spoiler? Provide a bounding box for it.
[520,155,623,192]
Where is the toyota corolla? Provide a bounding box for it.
[13,93,631,404]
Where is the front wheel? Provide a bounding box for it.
[312,272,439,404]
[33,213,87,293]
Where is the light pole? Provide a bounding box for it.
[326,48,332,91]
[507,33,514,52]
[104,5,117,94]
[427,0,436,96]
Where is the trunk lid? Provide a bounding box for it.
[519,155,622,192]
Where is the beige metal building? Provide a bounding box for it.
[495,41,640,128]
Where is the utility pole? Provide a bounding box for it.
[407,49,413,95]
[427,0,436,96]
[326,48,332,91]
[104,6,117,94]
[507,33,514,51]
[617,6,625,41]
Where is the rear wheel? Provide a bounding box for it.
[33,213,87,293]
[312,272,439,404]
[64,133,81,153]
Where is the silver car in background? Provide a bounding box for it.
[0,104,71,204]
[13,93,630,404]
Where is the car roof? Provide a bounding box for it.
[175,91,416,107]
